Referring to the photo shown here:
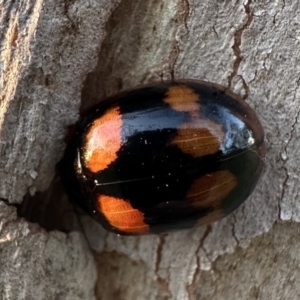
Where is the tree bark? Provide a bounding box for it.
[0,0,298,299]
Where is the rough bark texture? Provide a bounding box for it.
[0,0,299,299]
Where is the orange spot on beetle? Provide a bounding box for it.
[187,170,236,208]
[165,85,224,157]
[172,126,222,157]
[164,85,199,112]
[83,106,122,173]
[188,170,237,226]
[98,195,149,234]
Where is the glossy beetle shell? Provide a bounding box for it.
[60,80,265,235]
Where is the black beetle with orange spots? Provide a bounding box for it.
[60,80,265,235]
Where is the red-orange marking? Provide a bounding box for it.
[188,170,237,226]
[83,106,122,173]
[187,170,236,208]
[164,85,199,112]
[172,127,221,157]
[164,85,224,157]
[98,195,149,234]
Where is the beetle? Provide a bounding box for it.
[59,80,265,235]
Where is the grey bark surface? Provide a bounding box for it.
[0,0,298,299]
